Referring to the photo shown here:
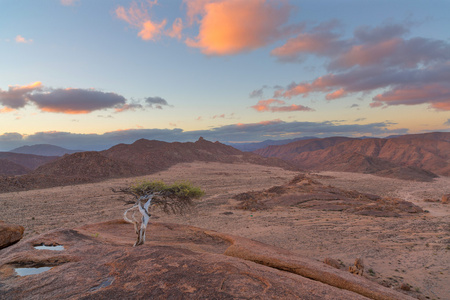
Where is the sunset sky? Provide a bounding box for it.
[1,0,450,150]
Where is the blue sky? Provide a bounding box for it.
[1,0,449,150]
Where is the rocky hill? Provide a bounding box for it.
[10,144,81,156]
[32,151,136,179]
[254,132,450,181]
[0,138,297,192]
[0,159,30,176]
[0,152,58,175]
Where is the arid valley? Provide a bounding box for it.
[1,160,449,299]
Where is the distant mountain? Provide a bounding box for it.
[254,132,450,181]
[0,152,58,175]
[10,144,82,156]
[0,137,298,192]
[226,137,317,152]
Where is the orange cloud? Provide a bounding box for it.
[166,18,183,39]
[40,108,91,114]
[252,99,284,111]
[185,0,291,55]
[0,107,16,113]
[116,1,166,41]
[138,19,167,40]
[325,88,347,100]
[251,99,313,112]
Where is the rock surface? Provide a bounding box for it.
[234,174,423,217]
[0,220,413,299]
[0,221,24,249]
[442,194,449,204]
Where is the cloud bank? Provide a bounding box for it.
[0,120,410,151]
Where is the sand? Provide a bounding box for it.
[1,162,449,299]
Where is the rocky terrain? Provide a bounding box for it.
[0,162,448,299]
[0,152,57,175]
[254,132,450,181]
[0,220,413,299]
[0,138,297,192]
[233,174,424,217]
[0,159,30,176]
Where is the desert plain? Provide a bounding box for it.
[1,161,449,299]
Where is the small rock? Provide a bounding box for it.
[400,283,411,291]
[0,220,25,249]
[442,194,450,204]
[323,257,341,269]
[423,198,439,203]
[221,211,234,215]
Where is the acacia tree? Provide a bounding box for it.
[113,180,204,246]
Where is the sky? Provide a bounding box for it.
[1,0,450,150]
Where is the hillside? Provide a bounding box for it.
[254,132,450,180]
[0,159,30,176]
[227,136,317,152]
[32,151,136,179]
[0,152,58,174]
[10,144,81,156]
[0,137,297,192]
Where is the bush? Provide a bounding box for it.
[130,180,205,199]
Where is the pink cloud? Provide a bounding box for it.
[185,0,292,55]
[271,31,341,62]
[332,38,402,69]
[116,1,166,41]
[326,88,348,100]
[166,18,183,39]
[251,99,313,112]
[15,35,32,44]
[270,21,450,111]
[372,83,450,111]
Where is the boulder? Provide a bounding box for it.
[0,221,24,249]
[442,194,450,204]
[0,220,414,299]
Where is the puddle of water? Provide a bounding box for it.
[15,267,53,276]
[34,244,64,251]
[89,276,115,291]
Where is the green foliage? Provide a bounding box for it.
[130,180,205,199]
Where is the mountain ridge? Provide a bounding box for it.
[254,132,450,180]
[0,137,298,192]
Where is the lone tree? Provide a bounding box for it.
[113,180,204,246]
